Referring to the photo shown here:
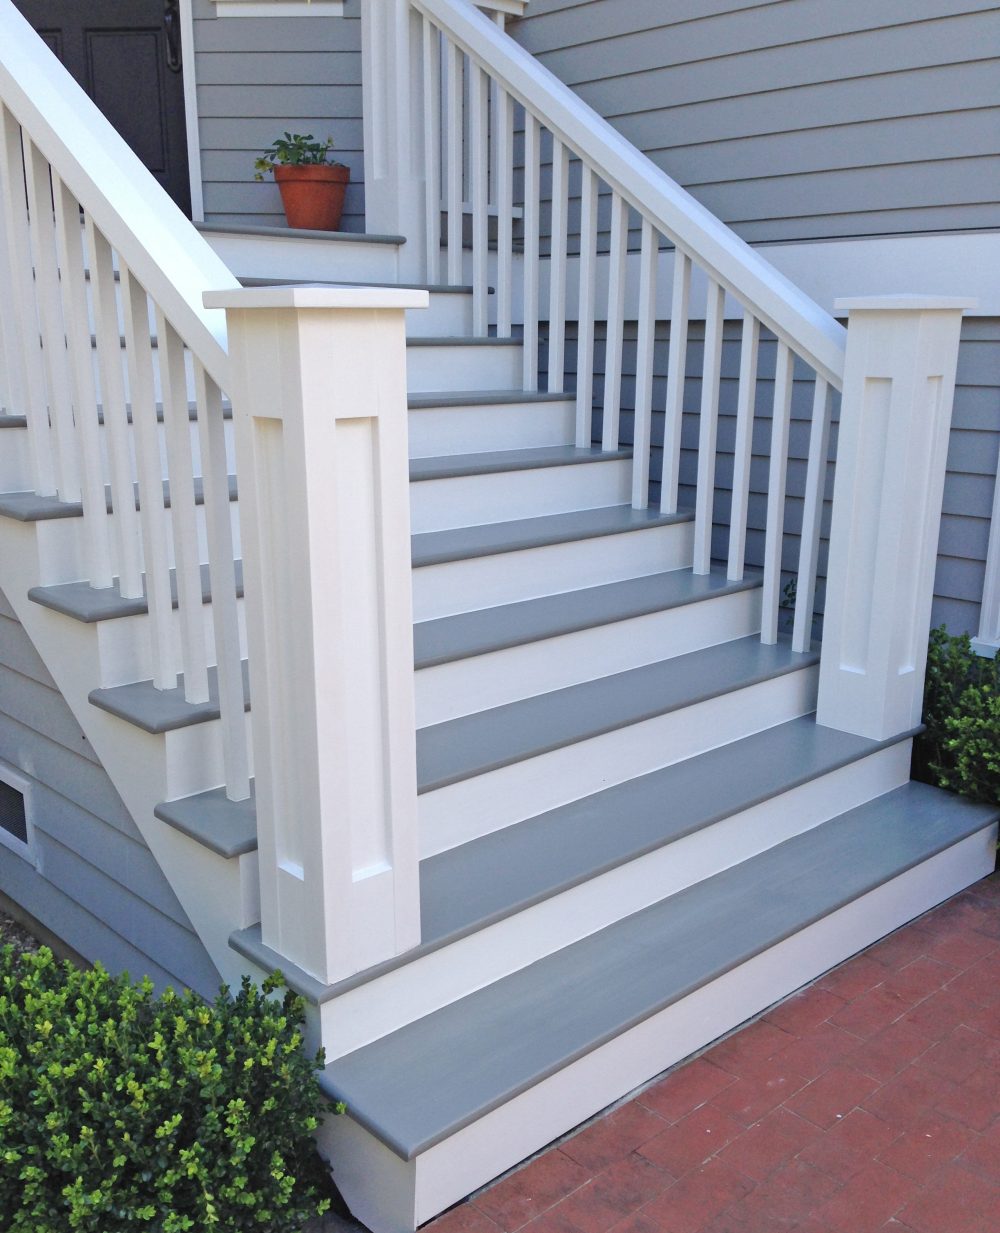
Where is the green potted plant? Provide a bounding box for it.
[254,132,350,232]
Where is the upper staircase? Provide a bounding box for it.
[0,3,994,1231]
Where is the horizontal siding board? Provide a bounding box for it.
[197,51,362,86]
[0,613,56,688]
[0,664,100,764]
[199,118,363,151]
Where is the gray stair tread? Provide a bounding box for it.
[90,660,250,733]
[417,635,817,793]
[414,568,760,669]
[421,717,908,946]
[408,336,519,347]
[412,505,691,569]
[408,390,570,409]
[196,220,404,245]
[0,415,27,428]
[322,782,999,1160]
[0,475,238,523]
[410,446,630,483]
[155,784,257,859]
[30,561,245,623]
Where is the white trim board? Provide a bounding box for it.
[213,2,345,14]
[179,0,203,222]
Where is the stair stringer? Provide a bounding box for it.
[0,515,257,989]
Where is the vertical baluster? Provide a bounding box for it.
[660,250,691,514]
[121,266,176,687]
[445,38,463,285]
[157,311,210,704]
[693,279,726,574]
[575,166,598,447]
[495,88,514,337]
[631,218,657,509]
[727,312,760,581]
[522,112,541,391]
[52,181,114,588]
[194,362,250,802]
[469,61,489,335]
[87,221,143,597]
[421,17,442,285]
[761,340,794,644]
[0,107,49,488]
[489,10,505,218]
[24,141,80,500]
[792,376,832,653]
[547,139,569,393]
[601,192,628,451]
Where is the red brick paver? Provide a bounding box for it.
[425,871,1000,1233]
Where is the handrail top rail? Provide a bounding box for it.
[414,0,847,388]
[0,1,238,388]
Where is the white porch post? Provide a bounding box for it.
[362,0,427,281]
[817,296,974,742]
[204,284,428,986]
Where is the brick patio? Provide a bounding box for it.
[424,869,1000,1233]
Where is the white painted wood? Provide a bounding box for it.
[0,106,52,494]
[207,285,426,985]
[974,469,1000,657]
[157,312,210,705]
[409,0,846,389]
[408,397,574,458]
[410,457,631,535]
[420,665,818,852]
[818,297,973,740]
[444,39,464,285]
[792,378,832,654]
[601,193,628,452]
[421,17,442,286]
[406,342,521,392]
[660,251,691,515]
[201,231,400,285]
[53,181,113,588]
[631,220,657,510]
[213,1,344,13]
[693,280,725,574]
[469,62,490,335]
[323,741,910,1056]
[121,266,177,691]
[547,140,569,394]
[408,824,997,1230]
[415,585,761,726]
[177,0,204,223]
[494,91,514,338]
[316,1115,418,1233]
[86,221,144,600]
[412,519,694,622]
[727,313,760,582]
[192,361,250,802]
[521,113,541,391]
[575,168,598,449]
[761,342,794,645]
[25,140,80,502]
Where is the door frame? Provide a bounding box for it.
[178,0,204,220]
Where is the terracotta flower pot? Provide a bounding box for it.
[274,163,350,231]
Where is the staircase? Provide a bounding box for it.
[0,2,996,1231]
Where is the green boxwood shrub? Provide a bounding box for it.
[0,947,339,1232]
[915,626,1000,806]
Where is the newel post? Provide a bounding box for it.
[361,0,426,280]
[204,285,429,986]
[817,296,975,742]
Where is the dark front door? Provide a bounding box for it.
[14,0,192,215]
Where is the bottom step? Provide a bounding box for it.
[316,783,998,1233]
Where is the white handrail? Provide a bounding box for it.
[413,0,846,389]
[0,1,238,388]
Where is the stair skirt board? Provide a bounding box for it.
[412,521,694,621]
[419,664,819,854]
[414,584,762,726]
[318,825,998,1233]
[320,741,912,1056]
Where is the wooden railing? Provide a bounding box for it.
[0,1,249,804]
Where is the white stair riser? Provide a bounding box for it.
[406,344,521,393]
[409,400,574,458]
[415,586,762,726]
[202,232,400,283]
[410,459,632,535]
[26,502,242,588]
[320,823,999,1233]
[413,521,695,622]
[157,710,254,801]
[320,742,912,1058]
[405,295,473,339]
[419,663,820,855]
